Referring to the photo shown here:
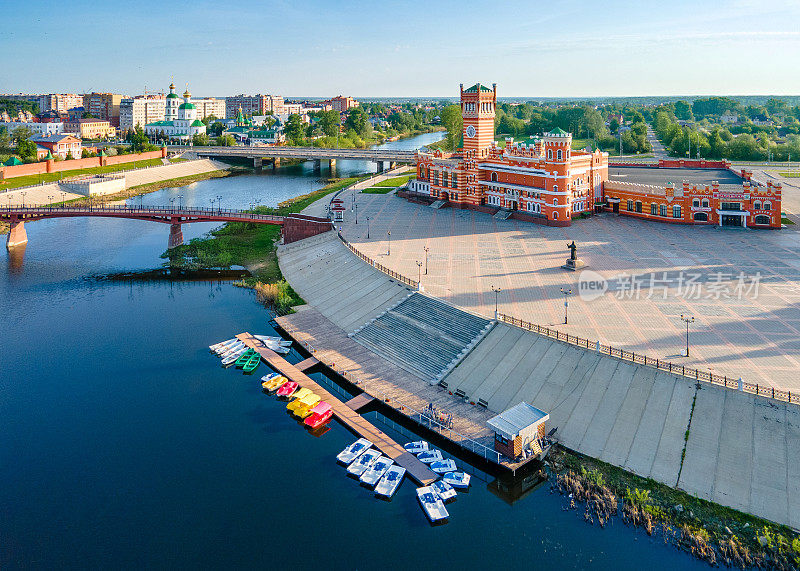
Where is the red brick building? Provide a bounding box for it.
[411,83,608,226]
[321,95,358,114]
[409,83,781,229]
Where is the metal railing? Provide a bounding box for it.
[0,204,286,223]
[497,313,798,406]
[336,232,419,289]
[292,336,502,464]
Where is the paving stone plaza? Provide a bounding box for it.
[334,185,800,391]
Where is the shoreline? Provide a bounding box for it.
[0,167,238,236]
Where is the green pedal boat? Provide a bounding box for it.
[242,353,261,374]
[234,348,256,368]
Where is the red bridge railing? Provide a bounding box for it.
[0,205,286,223]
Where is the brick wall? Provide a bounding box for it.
[282,216,331,244]
[1,149,166,180]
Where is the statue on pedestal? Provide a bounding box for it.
[562,241,586,271]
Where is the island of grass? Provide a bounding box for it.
[362,174,414,194]
[163,175,370,313]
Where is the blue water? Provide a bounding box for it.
[0,133,707,569]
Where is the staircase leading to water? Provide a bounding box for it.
[350,293,493,382]
[429,200,447,209]
[494,209,513,220]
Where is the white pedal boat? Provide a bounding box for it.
[416,449,443,464]
[431,479,457,502]
[347,449,381,477]
[221,347,247,367]
[442,471,471,489]
[403,441,429,454]
[337,438,372,465]
[359,455,393,487]
[417,486,449,523]
[375,465,406,498]
[430,459,457,474]
[209,338,236,353]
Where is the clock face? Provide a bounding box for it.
[466,125,476,138]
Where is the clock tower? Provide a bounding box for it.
[460,82,496,158]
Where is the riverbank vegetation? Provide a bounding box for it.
[362,174,414,194]
[549,446,800,569]
[163,175,370,313]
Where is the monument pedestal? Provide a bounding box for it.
[561,258,586,271]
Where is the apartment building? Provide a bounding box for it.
[119,95,167,130]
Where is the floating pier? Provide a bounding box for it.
[236,332,437,485]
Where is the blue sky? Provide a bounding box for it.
[2,0,799,98]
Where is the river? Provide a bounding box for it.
[0,132,707,569]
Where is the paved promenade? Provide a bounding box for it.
[277,231,800,529]
[1,159,227,207]
[330,185,800,391]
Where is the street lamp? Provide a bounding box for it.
[416,260,422,284]
[21,191,26,208]
[61,190,66,206]
[216,195,222,213]
[366,216,370,239]
[561,287,572,324]
[387,230,391,255]
[491,285,501,319]
[169,197,176,211]
[178,194,184,210]
[423,246,430,275]
[210,198,216,212]
[354,203,358,224]
[680,314,695,357]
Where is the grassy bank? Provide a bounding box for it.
[163,174,370,313]
[550,446,800,568]
[0,158,169,190]
[0,167,238,236]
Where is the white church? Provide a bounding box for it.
[145,83,206,142]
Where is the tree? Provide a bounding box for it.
[318,109,341,137]
[0,126,10,149]
[16,138,37,160]
[440,105,462,150]
[192,132,210,146]
[344,107,369,138]
[284,114,306,144]
[674,100,693,121]
[609,117,620,134]
[208,122,225,137]
[128,124,149,152]
[215,134,235,146]
[11,126,33,145]
[82,111,96,119]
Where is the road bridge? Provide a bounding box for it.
[170,145,417,172]
[1,205,331,250]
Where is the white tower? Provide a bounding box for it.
[165,82,179,121]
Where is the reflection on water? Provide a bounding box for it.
[488,470,549,505]
[7,242,25,273]
[0,132,707,570]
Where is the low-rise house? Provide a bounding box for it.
[30,133,82,159]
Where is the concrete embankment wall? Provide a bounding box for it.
[2,159,228,207]
[278,230,800,530]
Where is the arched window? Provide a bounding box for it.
[547,149,552,160]
[635,201,642,213]
[491,172,497,182]
[764,201,771,211]
[702,198,709,207]
[692,198,700,207]
[753,201,761,210]
[755,215,770,224]
[557,149,563,161]
[553,198,558,206]
[420,167,426,180]
[553,211,558,220]
[693,212,708,221]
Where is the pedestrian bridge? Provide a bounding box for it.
[170,145,417,171]
[1,205,331,250]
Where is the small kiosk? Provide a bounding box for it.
[330,197,345,223]
[487,402,549,461]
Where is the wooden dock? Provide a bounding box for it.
[237,333,437,485]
